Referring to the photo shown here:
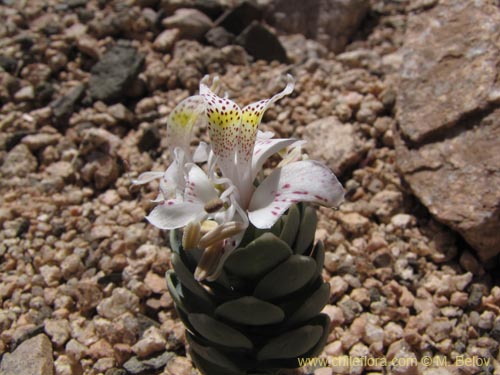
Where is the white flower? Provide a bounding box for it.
[134,75,345,281]
[200,75,345,229]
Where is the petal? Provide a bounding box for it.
[167,95,206,154]
[132,171,164,185]
[146,200,205,230]
[238,74,295,162]
[192,141,210,163]
[200,79,242,160]
[257,130,275,139]
[161,151,185,199]
[184,164,219,204]
[251,137,299,181]
[248,160,345,229]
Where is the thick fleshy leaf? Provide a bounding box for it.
[294,206,318,254]
[146,200,204,230]
[171,254,215,312]
[188,313,253,350]
[167,95,206,152]
[187,333,242,373]
[253,255,317,300]
[248,160,345,229]
[238,75,294,163]
[250,137,298,181]
[287,282,330,326]
[184,164,219,204]
[224,233,292,279]
[256,324,323,361]
[279,204,300,246]
[215,297,285,326]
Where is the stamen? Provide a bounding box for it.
[198,221,247,249]
[204,198,224,213]
[182,221,201,250]
[194,240,224,281]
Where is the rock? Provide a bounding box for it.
[163,356,196,375]
[14,85,35,101]
[426,318,453,342]
[89,45,144,103]
[235,21,287,63]
[0,144,38,178]
[138,123,161,152]
[0,55,17,73]
[391,214,414,229]
[160,0,227,18]
[329,276,349,301]
[161,8,214,40]
[205,26,235,48]
[303,117,369,176]
[44,319,71,347]
[123,351,175,374]
[46,161,75,182]
[76,36,100,59]
[50,85,85,126]
[264,0,369,52]
[394,0,500,261]
[336,212,370,236]
[0,334,54,375]
[214,1,262,35]
[131,326,166,357]
[97,288,140,319]
[279,34,327,64]
[153,29,180,53]
[369,190,403,223]
[80,154,120,190]
[21,133,60,152]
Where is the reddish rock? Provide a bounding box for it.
[395,0,500,261]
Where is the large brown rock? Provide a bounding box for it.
[262,0,370,53]
[395,0,500,261]
[0,334,54,375]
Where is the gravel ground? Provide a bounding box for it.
[0,1,499,375]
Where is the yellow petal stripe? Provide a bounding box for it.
[167,95,205,152]
[203,90,242,159]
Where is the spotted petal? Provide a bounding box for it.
[167,95,206,155]
[184,164,219,204]
[238,74,294,163]
[146,199,205,230]
[251,137,300,181]
[200,80,242,160]
[248,160,345,229]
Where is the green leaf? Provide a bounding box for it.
[166,271,185,312]
[280,205,300,246]
[312,240,325,275]
[171,253,215,312]
[215,297,285,326]
[187,333,243,373]
[294,206,318,255]
[270,217,283,237]
[253,255,317,300]
[224,233,292,279]
[287,282,330,326]
[188,313,253,350]
[169,229,181,254]
[189,346,246,375]
[256,325,323,360]
[302,314,331,357]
